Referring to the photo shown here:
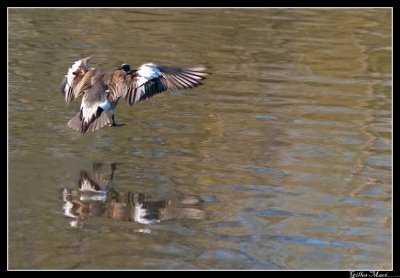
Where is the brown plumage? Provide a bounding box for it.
[61,56,208,133]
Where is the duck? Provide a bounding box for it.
[60,56,208,133]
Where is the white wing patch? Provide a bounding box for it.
[136,63,162,87]
[63,201,77,219]
[63,58,85,102]
[66,59,83,86]
[134,203,160,224]
[63,57,93,93]
[80,102,99,124]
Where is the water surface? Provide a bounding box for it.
[8,8,392,269]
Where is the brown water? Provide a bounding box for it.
[8,8,392,270]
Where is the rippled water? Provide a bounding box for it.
[8,8,392,269]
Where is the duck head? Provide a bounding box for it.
[119,63,131,73]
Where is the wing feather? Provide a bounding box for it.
[61,56,93,103]
[123,64,207,106]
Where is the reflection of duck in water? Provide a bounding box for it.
[62,163,204,228]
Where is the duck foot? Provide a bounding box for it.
[110,115,125,127]
[110,122,125,127]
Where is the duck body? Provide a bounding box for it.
[61,57,207,133]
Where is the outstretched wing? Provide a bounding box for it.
[61,56,94,104]
[107,69,127,102]
[123,63,207,105]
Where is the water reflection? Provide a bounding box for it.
[62,163,204,228]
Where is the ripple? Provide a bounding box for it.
[241,165,288,176]
[266,235,356,248]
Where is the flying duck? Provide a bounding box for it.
[60,56,207,133]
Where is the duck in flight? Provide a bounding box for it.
[61,56,207,133]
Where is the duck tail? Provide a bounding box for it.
[68,111,85,133]
[87,111,111,132]
[67,110,111,133]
